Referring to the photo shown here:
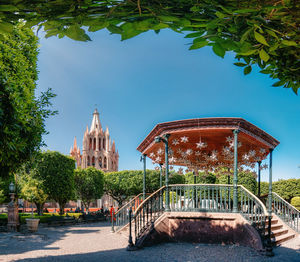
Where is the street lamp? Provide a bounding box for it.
[155,134,170,211]
[7,182,19,231]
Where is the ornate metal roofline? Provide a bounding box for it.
[137,117,279,154]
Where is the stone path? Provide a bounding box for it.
[0,222,299,262]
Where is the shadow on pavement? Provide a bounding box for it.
[0,222,109,256]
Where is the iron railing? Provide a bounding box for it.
[271,192,299,233]
[130,184,268,246]
[115,193,148,231]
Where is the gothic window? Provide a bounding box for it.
[99,157,102,168]
[99,138,101,150]
[103,138,106,150]
[92,156,95,167]
[104,157,107,169]
[93,138,96,150]
[87,156,90,166]
[89,138,92,150]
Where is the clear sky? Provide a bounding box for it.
[36,28,300,182]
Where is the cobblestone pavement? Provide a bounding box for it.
[0,222,299,262]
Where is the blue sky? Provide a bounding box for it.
[36,29,299,182]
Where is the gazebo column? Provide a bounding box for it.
[266,149,274,256]
[233,129,239,213]
[164,134,170,212]
[159,163,163,188]
[141,154,147,200]
[257,161,261,197]
[159,163,163,209]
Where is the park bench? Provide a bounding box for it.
[47,215,76,226]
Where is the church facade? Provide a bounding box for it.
[70,109,119,172]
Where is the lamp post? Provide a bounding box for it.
[7,182,19,232]
[155,134,170,212]
[257,161,261,197]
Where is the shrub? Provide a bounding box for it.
[291,197,300,211]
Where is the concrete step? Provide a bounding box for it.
[271,228,288,238]
[265,219,278,225]
[273,232,295,245]
[265,223,283,232]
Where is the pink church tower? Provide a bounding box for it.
[70,109,119,172]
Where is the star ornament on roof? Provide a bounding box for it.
[155,156,161,163]
[169,156,176,163]
[196,141,207,149]
[180,136,189,143]
[186,149,193,156]
[172,139,179,145]
[149,152,155,158]
[157,148,163,155]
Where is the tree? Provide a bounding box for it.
[185,172,217,184]
[0,1,298,92]
[291,197,300,211]
[19,171,48,216]
[35,151,75,215]
[104,170,184,205]
[217,170,257,194]
[74,167,104,212]
[0,23,57,179]
[273,179,300,202]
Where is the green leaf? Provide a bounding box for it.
[189,40,208,50]
[244,66,252,75]
[0,5,18,11]
[193,37,207,44]
[215,11,227,18]
[272,80,285,87]
[281,40,297,46]
[185,32,203,38]
[234,62,247,67]
[238,49,257,56]
[107,25,123,34]
[259,49,270,62]
[254,31,269,46]
[65,25,91,41]
[212,43,225,58]
[88,21,109,32]
[265,29,277,38]
[0,21,13,34]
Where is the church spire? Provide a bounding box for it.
[90,108,101,132]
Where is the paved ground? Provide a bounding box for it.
[0,222,299,262]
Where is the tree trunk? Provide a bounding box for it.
[35,202,45,216]
[59,202,65,215]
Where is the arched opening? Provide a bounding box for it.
[92,156,95,167]
[93,138,96,150]
[103,138,106,149]
[99,138,101,149]
[99,156,102,168]
[87,156,90,166]
[104,157,107,169]
[89,138,92,150]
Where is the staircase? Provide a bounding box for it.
[267,214,297,245]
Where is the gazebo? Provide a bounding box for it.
[135,118,279,252]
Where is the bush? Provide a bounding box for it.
[291,197,300,211]
[18,212,82,224]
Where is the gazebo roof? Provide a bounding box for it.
[137,118,279,169]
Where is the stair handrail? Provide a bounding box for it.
[115,193,144,216]
[133,186,166,216]
[272,192,299,213]
[271,192,299,233]
[114,192,149,231]
[239,185,268,216]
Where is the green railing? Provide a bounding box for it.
[271,192,299,233]
[115,193,148,231]
[130,184,267,246]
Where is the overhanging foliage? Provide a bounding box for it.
[0,1,299,93]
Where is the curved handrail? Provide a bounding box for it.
[239,185,268,216]
[115,193,144,215]
[133,186,166,216]
[272,192,299,213]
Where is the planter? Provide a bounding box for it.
[26,218,40,232]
